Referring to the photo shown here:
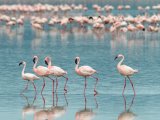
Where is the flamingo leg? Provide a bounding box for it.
[21,80,29,94]
[41,93,46,108]
[52,80,55,106]
[91,76,98,96]
[64,92,68,106]
[84,77,87,95]
[47,76,55,104]
[32,92,37,105]
[84,77,87,110]
[56,92,58,106]
[127,76,136,96]
[47,76,55,81]
[129,95,135,110]
[41,78,46,94]
[122,94,126,111]
[55,77,58,92]
[122,77,126,95]
[63,76,68,93]
[32,81,37,94]
[94,95,98,109]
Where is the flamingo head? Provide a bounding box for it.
[19,61,26,66]
[75,57,80,64]
[33,56,38,63]
[88,16,93,20]
[68,17,74,22]
[114,54,124,60]
[45,56,51,65]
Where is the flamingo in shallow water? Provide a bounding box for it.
[75,57,98,96]
[32,56,50,94]
[44,56,68,93]
[114,54,138,95]
[19,61,39,94]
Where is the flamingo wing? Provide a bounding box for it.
[50,66,67,75]
[24,73,39,80]
[37,66,49,75]
[120,65,137,75]
[79,66,96,76]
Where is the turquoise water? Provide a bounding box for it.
[0,23,160,120]
[0,1,160,119]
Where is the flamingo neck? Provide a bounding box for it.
[118,55,124,66]
[33,59,38,72]
[22,63,26,76]
[75,60,80,72]
[48,60,52,67]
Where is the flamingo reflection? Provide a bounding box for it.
[21,94,38,120]
[75,84,98,120]
[118,95,136,120]
[34,83,67,120]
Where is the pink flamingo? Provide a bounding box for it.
[19,61,39,94]
[44,56,68,93]
[33,56,50,94]
[114,54,138,96]
[75,57,98,96]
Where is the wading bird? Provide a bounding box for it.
[33,56,50,94]
[44,56,68,93]
[115,54,138,95]
[19,61,39,94]
[75,57,98,96]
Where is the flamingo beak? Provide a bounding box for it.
[75,58,78,64]
[33,58,36,63]
[45,60,48,65]
[114,56,118,60]
[19,62,23,66]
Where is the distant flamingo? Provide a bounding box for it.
[115,54,138,95]
[33,56,49,94]
[19,61,39,94]
[75,57,98,96]
[44,56,68,93]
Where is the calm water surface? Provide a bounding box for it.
[0,6,160,120]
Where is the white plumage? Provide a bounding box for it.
[19,61,39,94]
[115,54,138,95]
[19,61,39,81]
[78,66,96,76]
[44,56,68,92]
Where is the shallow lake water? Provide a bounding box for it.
[0,1,160,120]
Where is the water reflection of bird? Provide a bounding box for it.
[118,95,136,120]
[34,82,67,120]
[115,54,138,95]
[75,57,99,96]
[75,82,97,120]
[19,61,39,94]
[34,105,66,120]
[44,56,68,93]
[21,94,37,120]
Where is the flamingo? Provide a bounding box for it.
[19,61,39,94]
[75,57,98,96]
[33,56,50,94]
[114,54,138,95]
[44,56,68,93]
